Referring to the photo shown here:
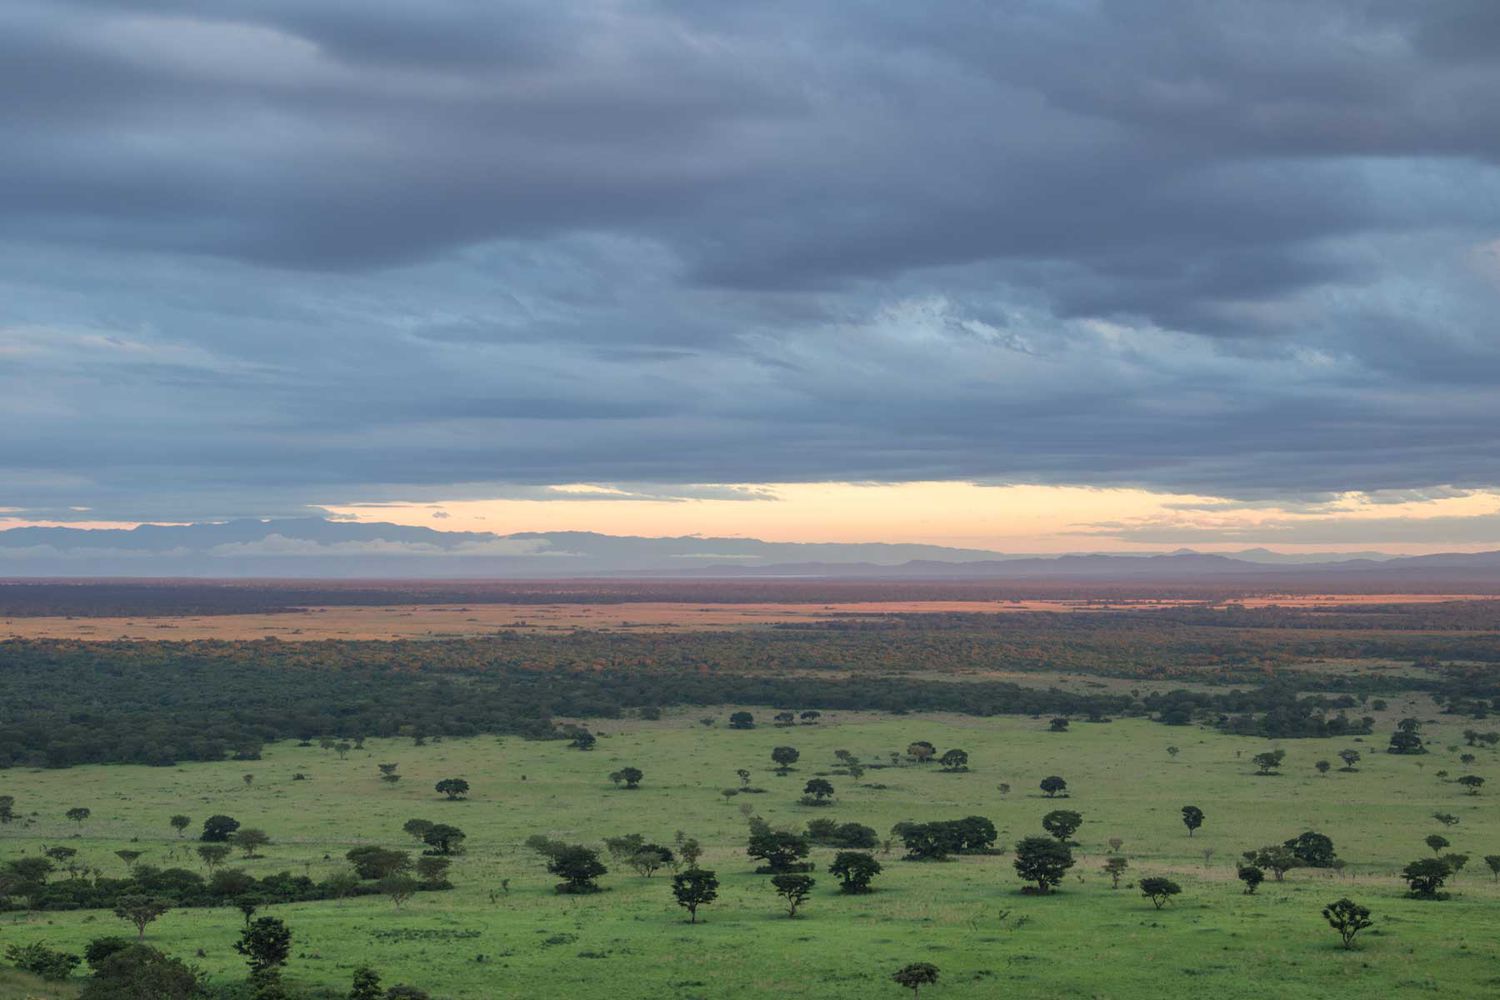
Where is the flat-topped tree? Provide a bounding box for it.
[169,815,191,837]
[1040,775,1068,798]
[113,895,170,940]
[771,873,815,917]
[672,868,719,923]
[1013,836,1074,893]
[892,963,939,998]
[1252,750,1286,775]
[1140,877,1181,909]
[435,778,469,801]
[802,778,835,805]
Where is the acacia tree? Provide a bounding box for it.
[169,815,191,837]
[200,815,240,842]
[1252,750,1286,775]
[829,851,883,893]
[1457,775,1485,796]
[938,749,969,772]
[196,844,231,871]
[618,766,644,789]
[1181,805,1204,837]
[379,875,419,908]
[1315,760,1331,776]
[1338,749,1361,771]
[1237,865,1265,894]
[771,747,801,775]
[1426,834,1450,855]
[66,807,91,826]
[1102,856,1129,889]
[1013,836,1074,893]
[547,846,607,893]
[771,873,815,917]
[113,895,171,940]
[1485,854,1500,881]
[423,823,466,856]
[892,963,940,997]
[1322,898,1373,949]
[1402,858,1452,898]
[231,828,271,858]
[435,778,470,800]
[1041,810,1083,843]
[729,712,755,730]
[671,868,719,923]
[802,778,835,805]
[1388,718,1427,755]
[1039,776,1068,798]
[1242,845,1299,881]
[1139,877,1181,909]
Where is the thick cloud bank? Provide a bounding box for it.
[5,1,1500,520]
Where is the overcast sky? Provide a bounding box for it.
[5,1,1500,549]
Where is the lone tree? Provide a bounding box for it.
[196,844,231,871]
[747,829,811,873]
[628,844,674,877]
[423,823,466,856]
[169,815,191,837]
[435,778,470,801]
[771,873,815,917]
[231,828,271,858]
[1402,857,1452,899]
[1338,749,1361,771]
[1457,774,1485,796]
[66,806,91,826]
[1139,877,1182,909]
[235,916,291,978]
[548,845,608,893]
[1252,750,1286,775]
[671,868,719,923]
[1048,717,1069,732]
[938,749,969,772]
[617,766,644,789]
[1426,834,1450,855]
[1102,856,1129,889]
[1315,760,1331,775]
[802,778,835,805]
[1039,776,1068,798]
[1013,836,1074,893]
[1237,865,1265,894]
[1484,854,1500,881]
[1323,898,1373,949]
[350,967,383,1000]
[729,711,756,730]
[892,962,940,998]
[1041,809,1083,843]
[1181,805,1204,837]
[200,815,240,842]
[379,875,418,908]
[906,741,936,764]
[829,851,883,893]
[771,746,801,775]
[113,895,171,940]
[1388,718,1426,754]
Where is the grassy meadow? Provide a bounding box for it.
[2,704,1497,999]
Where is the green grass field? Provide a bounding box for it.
[2,703,1497,999]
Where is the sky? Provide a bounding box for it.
[5,1,1500,553]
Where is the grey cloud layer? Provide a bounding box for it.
[5,1,1500,521]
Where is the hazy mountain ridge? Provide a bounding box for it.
[0,518,1492,580]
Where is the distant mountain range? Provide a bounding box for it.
[1,517,1498,582]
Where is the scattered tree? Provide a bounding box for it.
[201,815,240,842]
[802,778,835,804]
[1139,877,1181,909]
[671,868,719,923]
[938,749,969,772]
[231,828,271,858]
[547,846,607,893]
[1402,857,1452,899]
[169,815,191,837]
[435,778,470,801]
[113,895,171,940]
[1323,897,1373,949]
[829,851,883,893]
[1102,856,1129,888]
[892,962,940,997]
[1458,774,1485,796]
[729,712,756,730]
[1338,749,1361,772]
[1013,836,1074,893]
[1237,865,1265,894]
[1181,805,1204,837]
[771,873,815,917]
[67,806,92,826]
[1039,775,1068,798]
[1252,750,1286,775]
[771,746,801,774]
[1041,809,1083,843]
[235,916,291,977]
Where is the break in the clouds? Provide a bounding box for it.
[5,1,1500,525]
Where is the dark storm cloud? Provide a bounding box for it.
[4,0,1500,522]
